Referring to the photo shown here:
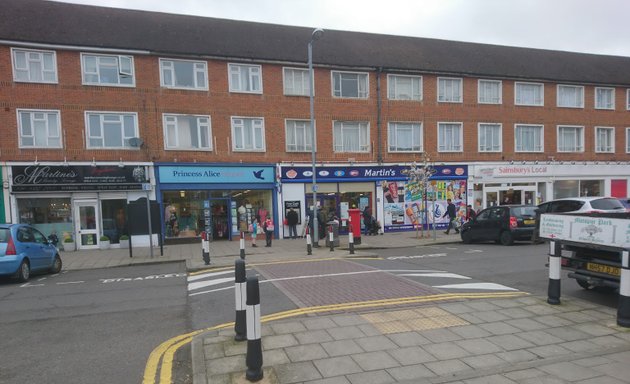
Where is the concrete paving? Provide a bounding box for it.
[57,231,630,384]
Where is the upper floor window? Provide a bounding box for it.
[437,77,462,103]
[283,68,310,96]
[229,64,262,94]
[627,89,630,110]
[17,109,62,148]
[478,123,502,152]
[478,80,501,104]
[163,114,212,151]
[387,75,422,101]
[81,53,134,86]
[437,122,463,152]
[515,82,544,106]
[332,71,368,99]
[388,122,422,152]
[557,85,584,108]
[85,112,138,149]
[595,87,615,110]
[231,117,265,151]
[11,48,57,83]
[515,124,543,152]
[285,120,313,152]
[333,121,369,152]
[627,128,630,153]
[160,59,208,90]
[595,127,614,153]
[557,125,584,152]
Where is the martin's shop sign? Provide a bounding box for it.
[280,165,468,182]
[11,165,148,192]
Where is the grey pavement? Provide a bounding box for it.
[57,231,630,383]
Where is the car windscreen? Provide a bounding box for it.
[511,207,537,218]
[0,228,9,243]
[591,198,625,210]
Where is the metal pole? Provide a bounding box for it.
[309,39,318,247]
[146,191,154,258]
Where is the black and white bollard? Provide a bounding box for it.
[547,240,562,305]
[245,277,263,381]
[240,231,246,260]
[618,250,630,327]
[348,223,355,255]
[329,224,334,252]
[306,227,312,256]
[234,259,247,341]
[201,232,210,265]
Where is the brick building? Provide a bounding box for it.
[1,0,629,249]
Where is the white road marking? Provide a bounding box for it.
[56,281,85,285]
[433,282,518,291]
[189,285,234,297]
[188,277,235,291]
[387,253,447,260]
[399,273,472,279]
[187,270,234,282]
[20,282,45,288]
[100,273,187,283]
[464,249,483,253]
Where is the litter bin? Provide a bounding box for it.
[325,221,340,247]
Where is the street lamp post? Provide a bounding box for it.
[309,28,324,247]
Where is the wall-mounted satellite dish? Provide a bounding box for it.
[129,137,144,148]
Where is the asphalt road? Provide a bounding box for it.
[0,262,189,384]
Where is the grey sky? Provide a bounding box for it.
[57,0,630,57]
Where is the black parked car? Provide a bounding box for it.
[460,205,537,246]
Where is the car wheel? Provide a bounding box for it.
[50,254,62,274]
[500,231,514,246]
[576,279,595,290]
[461,231,473,244]
[16,260,30,282]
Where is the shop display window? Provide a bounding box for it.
[17,198,73,240]
[101,199,127,244]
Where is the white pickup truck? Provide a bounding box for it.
[539,211,630,290]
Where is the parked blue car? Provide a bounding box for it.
[0,224,62,282]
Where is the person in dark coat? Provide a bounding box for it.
[443,199,459,234]
[362,206,372,235]
[286,208,299,239]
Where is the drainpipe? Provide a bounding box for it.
[376,67,383,164]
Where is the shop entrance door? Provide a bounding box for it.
[208,198,231,241]
[74,200,99,250]
[485,187,537,208]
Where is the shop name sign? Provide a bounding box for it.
[478,165,549,178]
[159,166,274,184]
[11,165,147,192]
[281,165,467,182]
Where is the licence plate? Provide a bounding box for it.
[586,263,621,277]
[523,219,534,225]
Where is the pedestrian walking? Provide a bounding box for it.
[362,206,371,235]
[286,208,298,239]
[249,218,259,247]
[465,204,476,222]
[263,215,274,247]
[443,199,459,234]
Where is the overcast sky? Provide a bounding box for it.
[57,0,630,57]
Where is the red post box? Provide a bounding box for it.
[348,208,362,245]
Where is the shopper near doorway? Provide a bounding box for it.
[286,208,298,239]
[443,199,459,234]
[249,218,259,247]
[263,215,274,247]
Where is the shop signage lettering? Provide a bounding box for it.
[159,166,274,184]
[496,166,548,176]
[11,165,147,192]
[281,165,467,182]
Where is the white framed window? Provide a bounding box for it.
[627,128,630,153]
[437,122,463,152]
[627,89,630,110]
[478,80,502,104]
[478,123,502,152]
[332,71,368,99]
[333,121,369,152]
[595,126,615,153]
[85,112,139,149]
[557,85,584,108]
[437,77,462,103]
[387,75,422,101]
[595,87,615,110]
[160,59,208,90]
[11,48,57,83]
[285,119,313,152]
[229,63,262,94]
[81,53,134,86]
[557,125,584,152]
[163,114,212,151]
[515,124,544,152]
[388,122,422,152]
[515,82,544,106]
[17,109,62,148]
[231,117,265,151]
[283,68,310,96]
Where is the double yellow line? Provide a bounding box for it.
[142,290,528,383]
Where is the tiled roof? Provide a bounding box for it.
[2,0,630,86]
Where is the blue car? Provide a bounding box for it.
[0,224,62,282]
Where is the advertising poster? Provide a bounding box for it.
[382,179,467,231]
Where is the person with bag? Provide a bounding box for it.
[442,198,459,234]
[249,218,259,247]
[263,215,274,247]
[286,208,298,239]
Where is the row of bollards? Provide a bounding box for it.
[547,240,630,327]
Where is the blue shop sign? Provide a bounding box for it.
[280,165,467,182]
[159,165,275,184]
